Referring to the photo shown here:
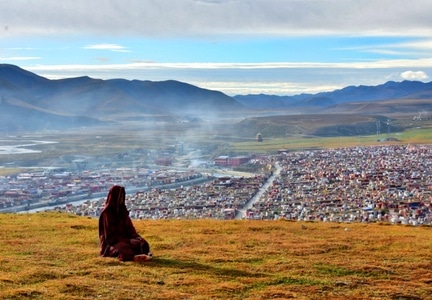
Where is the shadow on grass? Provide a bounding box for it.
[147,257,266,278]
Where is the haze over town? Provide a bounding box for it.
[1,0,432,95]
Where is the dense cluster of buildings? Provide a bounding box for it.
[39,144,432,226]
[246,145,432,225]
[0,168,205,211]
[2,144,431,226]
[58,174,270,220]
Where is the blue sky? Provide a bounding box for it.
[1,0,432,95]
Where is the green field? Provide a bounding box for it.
[226,127,432,154]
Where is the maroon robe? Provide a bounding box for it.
[99,185,150,261]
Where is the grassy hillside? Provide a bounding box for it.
[227,127,432,154]
[234,112,432,140]
[1,213,431,299]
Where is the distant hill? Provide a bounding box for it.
[234,80,432,111]
[0,64,244,132]
[233,81,432,137]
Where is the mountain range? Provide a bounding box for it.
[0,64,243,132]
[1,64,432,132]
[234,80,432,110]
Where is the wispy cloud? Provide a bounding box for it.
[26,58,432,73]
[396,39,432,50]
[335,38,432,58]
[364,49,409,56]
[0,56,41,61]
[83,43,130,52]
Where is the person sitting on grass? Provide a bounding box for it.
[99,185,152,262]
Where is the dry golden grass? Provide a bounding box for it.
[0,213,431,299]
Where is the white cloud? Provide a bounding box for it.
[83,44,130,52]
[400,70,429,80]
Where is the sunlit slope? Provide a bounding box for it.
[1,213,431,299]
